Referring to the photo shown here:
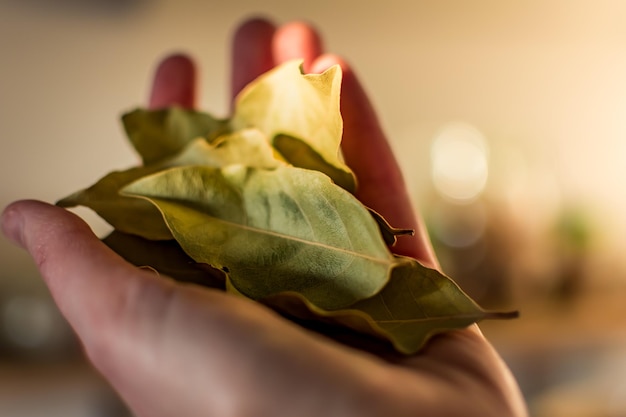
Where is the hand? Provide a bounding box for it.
[1,18,528,417]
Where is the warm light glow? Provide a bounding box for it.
[431,122,489,203]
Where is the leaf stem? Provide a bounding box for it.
[483,310,520,320]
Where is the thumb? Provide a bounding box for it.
[1,200,215,415]
[1,200,167,347]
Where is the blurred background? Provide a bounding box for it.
[2,0,626,415]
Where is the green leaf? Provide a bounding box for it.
[123,165,393,309]
[122,106,227,164]
[168,129,283,170]
[231,60,356,192]
[57,165,172,240]
[260,257,518,355]
[57,129,282,239]
[273,134,355,193]
[103,231,226,288]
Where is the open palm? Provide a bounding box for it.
[1,18,527,417]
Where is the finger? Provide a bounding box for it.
[231,17,276,101]
[272,21,324,72]
[149,54,197,109]
[0,200,192,414]
[311,55,437,265]
[0,200,171,349]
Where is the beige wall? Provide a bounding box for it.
[2,0,626,289]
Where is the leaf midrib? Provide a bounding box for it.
[155,197,394,267]
[375,312,485,325]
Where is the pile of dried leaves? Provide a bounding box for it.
[58,61,516,354]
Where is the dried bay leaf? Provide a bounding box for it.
[259,257,518,355]
[58,129,282,240]
[57,165,172,240]
[172,129,283,170]
[231,60,356,192]
[273,134,355,192]
[103,230,225,288]
[122,106,228,164]
[123,165,394,309]
[348,259,518,352]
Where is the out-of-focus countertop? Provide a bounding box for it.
[481,288,626,417]
[482,288,626,355]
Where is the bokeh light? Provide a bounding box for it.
[431,122,489,203]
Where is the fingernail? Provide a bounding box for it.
[1,203,25,247]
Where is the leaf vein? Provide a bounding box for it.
[203,213,392,266]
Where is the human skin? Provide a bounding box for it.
[1,18,528,417]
